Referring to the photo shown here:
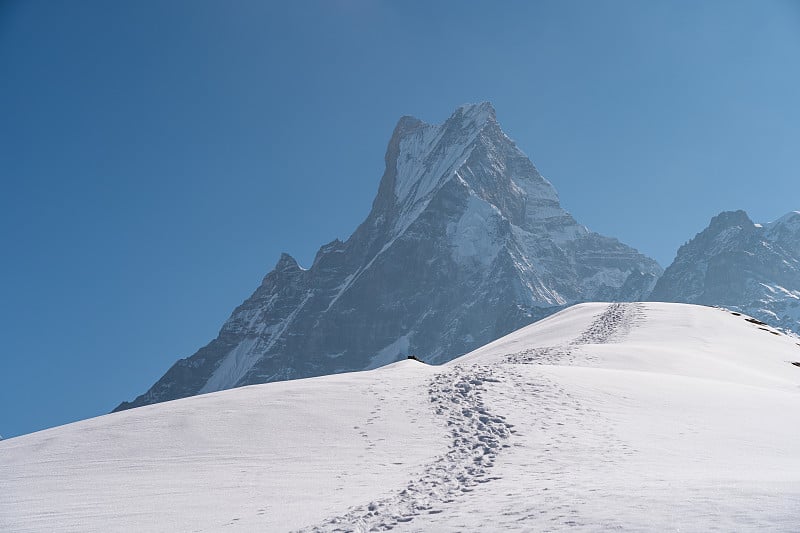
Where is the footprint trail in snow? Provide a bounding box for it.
[300,366,513,532]
[505,302,644,365]
[302,303,641,532]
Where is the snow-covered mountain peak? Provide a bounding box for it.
[651,208,800,335]
[674,210,758,258]
[449,101,497,127]
[388,103,500,224]
[765,210,800,257]
[766,210,800,234]
[115,103,662,412]
[384,102,565,241]
[768,210,800,225]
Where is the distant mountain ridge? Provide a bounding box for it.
[650,209,800,335]
[116,102,663,411]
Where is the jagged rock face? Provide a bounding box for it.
[116,103,662,411]
[650,210,800,334]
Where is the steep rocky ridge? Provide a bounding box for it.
[116,103,662,411]
[650,210,800,334]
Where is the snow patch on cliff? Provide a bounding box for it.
[368,334,411,369]
[447,194,503,267]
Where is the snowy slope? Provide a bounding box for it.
[2,363,447,532]
[4,303,800,531]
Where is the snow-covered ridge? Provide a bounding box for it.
[651,209,800,336]
[765,210,800,253]
[767,210,800,228]
[392,102,498,238]
[6,303,800,531]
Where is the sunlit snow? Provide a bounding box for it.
[3,302,800,531]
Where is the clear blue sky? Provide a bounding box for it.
[1,0,798,438]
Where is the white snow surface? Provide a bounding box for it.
[200,292,313,393]
[4,302,800,532]
[197,336,260,394]
[446,194,503,267]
